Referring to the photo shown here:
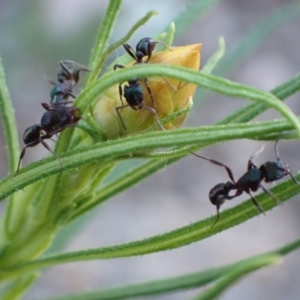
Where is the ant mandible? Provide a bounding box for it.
[191,141,298,227]
[49,60,90,105]
[14,103,80,176]
[113,38,168,131]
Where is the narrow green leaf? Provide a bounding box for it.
[47,71,300,264]
[193,255,279,300]
[70,73,300,218]
[39,256,277,300]
[164,22,175,47]
[5,237,300,298]
[84,0,122,87]
[0,55,22,242]
[2,176,300,277]
[70,158,174,220]
[0,117,296,202]
[201,36,225,74]
[0,55,20,173]
[99,10,159,74]
[222,73,300,124]
[39,238,300,300]
[76,64,300,135]
[0,273,38,300]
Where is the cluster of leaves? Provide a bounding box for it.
[0,0,300,299]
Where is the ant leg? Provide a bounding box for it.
[246,191,265,215]
[155,39,171,51]
[284,167,299,184]
[66,91,76,99]
[273,140,299,184]
[40,140,63,168]
[41,102,52,111]
[14,146,29,177]
[260,184,278,203]
[48,77,57,86]
[274,140,280,161]
[58,100,75,105]
[60,60,91,84]
[64,100,76,105]
[123,43,137,61]
[113,65,126,110]
[67,105,79,114]
[145,40,154,62]
[113,65,126,112]
[162,77,177,91]
[68,116,81,126]
[145,40,170,63]
[144,78,156,110]
[188,151,237,184]
[211,206,220,228]
[142,105,165,131]
[59,61,73,78]
[116,104,130,130]
[61,60,90,72]
[118,83,125,108]
[248,145,265,170]
[113,64,125,71]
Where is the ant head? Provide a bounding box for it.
[135,37,157,62]
[209,181,235,207]
[127,78,140,85]
[58,60,90,85]
[209,181,235,228]
[23,124,42,145]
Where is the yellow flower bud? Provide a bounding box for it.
[93,43,201,139]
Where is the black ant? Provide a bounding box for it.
[123,37,165,64]
[49,60,90,105]
[190,141,298,227]
[113,38,168,131]
[113,64,164,131]
[14,103,80,176]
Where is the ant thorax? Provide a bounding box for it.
[236,168,264,192]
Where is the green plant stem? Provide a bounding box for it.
[84,0,122,87]
[0,117,297,202]
[70,72,300,218]
[0,56,20,173]
[1,273,38,300]
[70,158,176,220]
[201,37,225,74]
[94,10,159,77]
[193,255,279,300]
[0,55,22,243]
[39,236,300,299]
[75,64,300,134]
[42,254,280,300]
[1,176,300,278]
[221,73,300,124]
[164,22,175,47]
